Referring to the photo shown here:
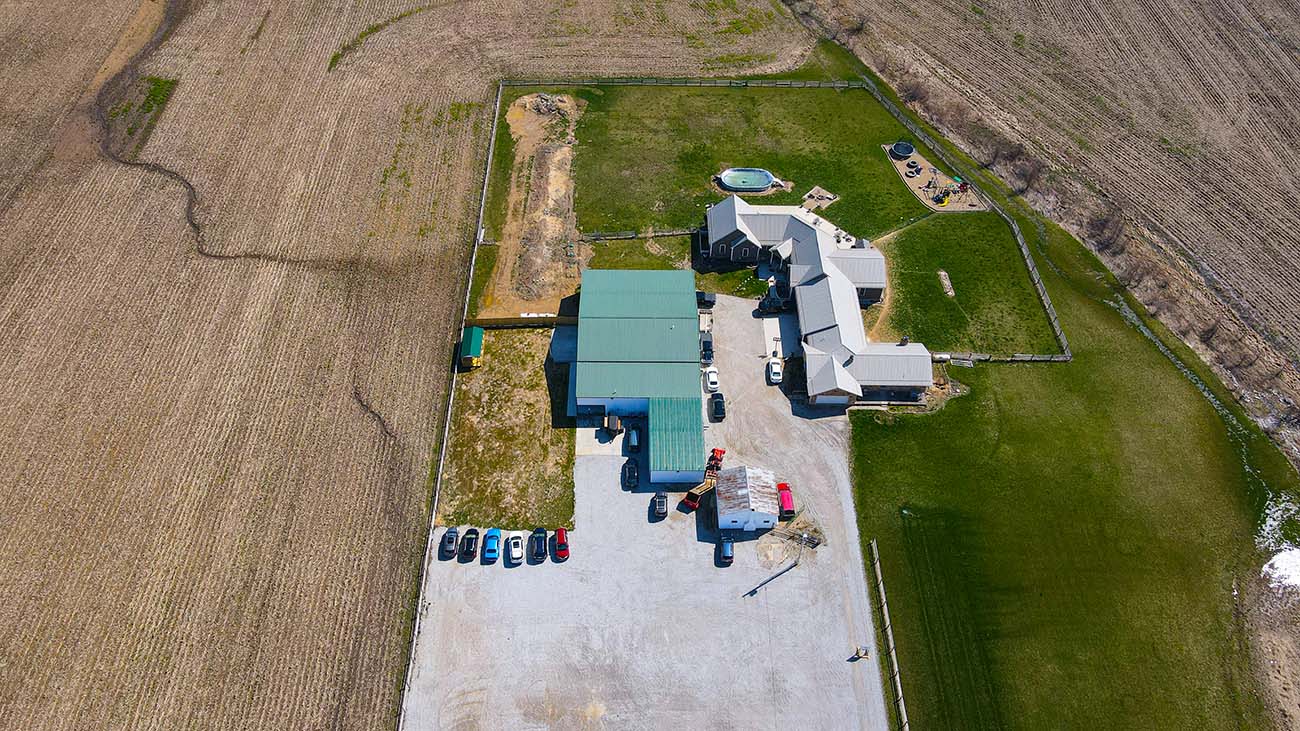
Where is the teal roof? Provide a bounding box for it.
[648,397,705,474]
[579,269,698,320]
[460,326,484,357]
[574,362,701,400]
[577,317,699,363]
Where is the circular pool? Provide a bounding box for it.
[717,167,778,192]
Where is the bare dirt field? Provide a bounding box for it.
[788,0,1300,465]
[480,93,588,318]
[0,1,811,729]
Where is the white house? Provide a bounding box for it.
[715,465,780,532]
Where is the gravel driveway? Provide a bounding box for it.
[402,295,888,729]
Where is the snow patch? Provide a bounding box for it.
[1262,548,1300,591]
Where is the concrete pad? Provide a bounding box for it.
[761,312,801,360]
[575,426,627,457]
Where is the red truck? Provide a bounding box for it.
[777,482,796,521]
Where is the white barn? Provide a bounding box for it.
[715,465,780,532]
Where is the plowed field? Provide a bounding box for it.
[0,1,809,729]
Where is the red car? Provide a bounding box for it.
[554,527,570,561]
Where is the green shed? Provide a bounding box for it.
[459,326,484,368]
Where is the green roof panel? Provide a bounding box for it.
[648,397,705,474]
[577,317,699,363]
[573,362,701,400]
[460,326,484,358]
[579,269,698,320]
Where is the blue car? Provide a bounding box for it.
[483,528,502,562]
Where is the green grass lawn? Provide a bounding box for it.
[439,329,575,529]
[587,235,768,297]
[851,179,1300,730]
[878,212,1059,353]
[571,85,931,237]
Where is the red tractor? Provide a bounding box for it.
[682,449,726,511]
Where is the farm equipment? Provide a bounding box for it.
[682,448,726,511]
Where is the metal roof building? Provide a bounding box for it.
[573,270,705,483]
[706,195,932,405]
[715,465,779,531]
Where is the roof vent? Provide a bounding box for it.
[899,336,909,346]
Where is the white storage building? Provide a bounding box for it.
[715,465,780,532]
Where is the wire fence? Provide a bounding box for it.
[869,539,910,731]
[396,81,504,731]
[396,71,1072,723]
[505,77,870,89]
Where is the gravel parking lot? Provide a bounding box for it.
[402,295,888,729]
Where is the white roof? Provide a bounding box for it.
[805,345,863,397]
[827,249,886,290]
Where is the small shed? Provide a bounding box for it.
[715,465,779,532]
[459,326,484,368]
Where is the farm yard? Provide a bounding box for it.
[1,0,1299,729]
[0,1,813,729]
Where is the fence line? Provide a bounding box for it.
[397,81,504,731]
[581,227,697,241]
[869,539,909,731]
[467,315,577,328]
[505,77,868,89]
[397,69,1071,726]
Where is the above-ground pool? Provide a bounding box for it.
[717,167,778,192]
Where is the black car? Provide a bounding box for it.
[709,392,726,421]
[700,332,714,366]
[623,459,639,489]
[458,528,480,560]
[653,491,668,518]
[696,290,716,309]
[440,527,459,558]
[529,528,548,561]
[718,535,734,566]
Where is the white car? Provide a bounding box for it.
[506,533,524,564]
[767,358,783,384]
[703,366,720,392]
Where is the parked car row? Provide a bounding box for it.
[440,526,569,564]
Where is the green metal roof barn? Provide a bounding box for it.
[573,270,705,483]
